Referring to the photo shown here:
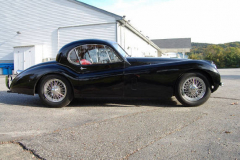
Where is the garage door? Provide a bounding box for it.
[59,23,116,50]
[14,46,35,74]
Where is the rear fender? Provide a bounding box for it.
[10,64,78,96]
[34,73,75,96]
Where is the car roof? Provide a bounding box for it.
[56,39,118,63]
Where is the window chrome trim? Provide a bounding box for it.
[74,48,81,65]
[104,45,112,63]
[67,48,80,65]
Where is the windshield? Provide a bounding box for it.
[113,44,130,58]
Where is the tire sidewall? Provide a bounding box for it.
[176,72,211,107]
[38,75,73,108]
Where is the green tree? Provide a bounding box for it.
[224,47,240,68]
[187,42,240,68]
[204,45,225,68]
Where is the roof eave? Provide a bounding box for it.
[118,19,161,52]
[68,0,123,20]
[67,0,160,52]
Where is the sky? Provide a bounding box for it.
[79,0,240,44]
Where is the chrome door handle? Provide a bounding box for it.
[80,67,87,70]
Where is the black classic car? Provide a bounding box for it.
[6,39,222,108]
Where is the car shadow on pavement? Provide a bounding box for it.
[0,91,180,108]
[69,97,180,108]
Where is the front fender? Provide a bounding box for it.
[172,60,221,92]
[10,63,79,95]
[143,60,221,93]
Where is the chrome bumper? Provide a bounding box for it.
[5,75,12,90]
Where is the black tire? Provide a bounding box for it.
[175,72,211,107]
[38,75,73,108]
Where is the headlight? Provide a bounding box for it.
[212,63,217,69]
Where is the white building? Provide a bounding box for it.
[0,0,161,74]
[152,38,191,59]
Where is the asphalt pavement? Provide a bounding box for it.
[0,68,239,160]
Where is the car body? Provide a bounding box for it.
[6,39,222,107]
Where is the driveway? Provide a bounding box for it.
[0,69,239,159]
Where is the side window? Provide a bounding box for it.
[68,44,121,65]
[99,46,110,64]
[67,49,80,65]
[105,46,121,63]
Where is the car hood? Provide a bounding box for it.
[126,57,190,66]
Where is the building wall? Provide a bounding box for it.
[58,23,116,50]
[0,0,117,63]
[161,52,188,59]
[117,23,158,57]
[160,48,190,59]
[160,48,190,54]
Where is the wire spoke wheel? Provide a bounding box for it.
[181,77,206,102]
[43,79,67,102]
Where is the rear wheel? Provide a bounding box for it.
[38,75,73,108]
[175,72,211,107]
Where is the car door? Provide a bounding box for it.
[67,44,124,97]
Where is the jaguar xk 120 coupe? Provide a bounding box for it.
[6,39,222,107]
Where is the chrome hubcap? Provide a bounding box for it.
[181,77,206,102]
[44,79,67,102]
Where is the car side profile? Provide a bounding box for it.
[6,39,222,108]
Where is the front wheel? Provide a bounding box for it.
[38,75,73,108]
[175,72,211,107]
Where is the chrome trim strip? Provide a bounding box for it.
[5,75,12,89]
[16,70,23,75]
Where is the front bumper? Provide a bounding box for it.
[5,75,12,90]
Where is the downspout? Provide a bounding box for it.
[57,28,59,52]
[115,21,118,42]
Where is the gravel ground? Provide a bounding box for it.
[0,68,239,159]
